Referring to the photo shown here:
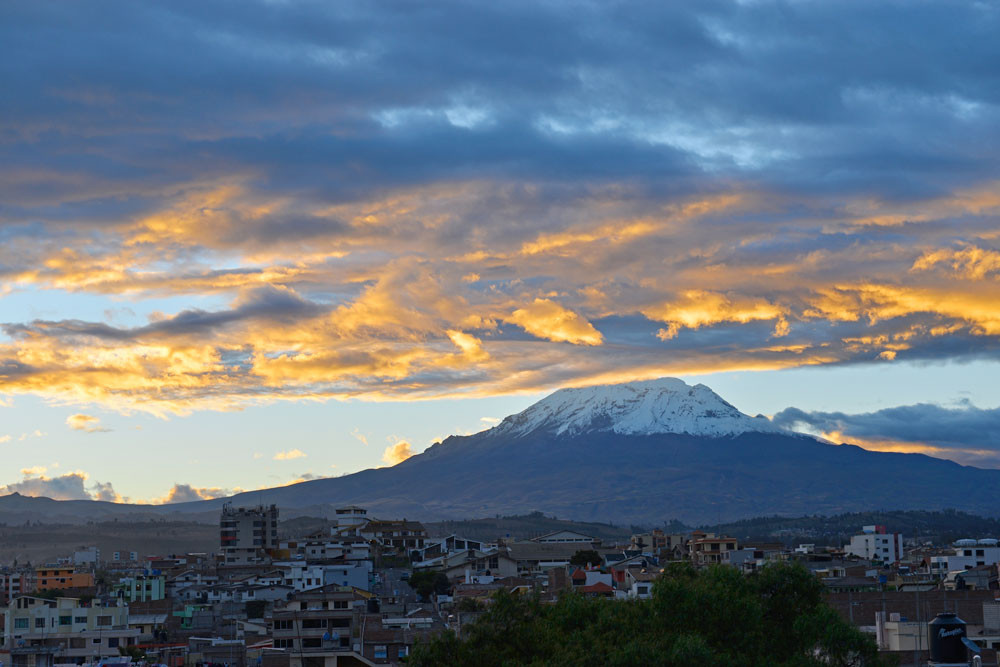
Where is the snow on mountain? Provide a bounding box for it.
[489,377,787,438]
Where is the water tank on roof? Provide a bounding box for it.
[928,612,968,664]
[978,538,998,546]
[955,539,977,547]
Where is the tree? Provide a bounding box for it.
[407,570,452,600]
[569,549,603,568]
[409,562,891,666]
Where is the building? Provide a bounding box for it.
[689,532,738,567]
[530,531,596,545]
[944,539,1000,573]
[3,596,139,664]
[845,526,904,563]
[0,570,32,605]
[33,566,94,591]
[270,585,374,666]
[71,547,100,566]
[220,503,280,565]
[113,574,166,602]
[360,520,427,554]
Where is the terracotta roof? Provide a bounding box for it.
[580,582,614,593]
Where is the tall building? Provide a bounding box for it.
[220,503,279,565]
[845,525,904,563]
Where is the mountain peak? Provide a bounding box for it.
[489,377,785,438]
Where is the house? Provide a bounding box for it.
[33,566,94,591]
[688,532,738,567]
[625,571,658,599]
[413,548,518,582]
[506,542,586,576]
[360,520,428,553]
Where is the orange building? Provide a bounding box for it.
[35,566,94,590]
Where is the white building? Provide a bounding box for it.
[944,538,1000,572]
[72,546,100,566]
[845,526,904,563]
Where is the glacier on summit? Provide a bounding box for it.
[489,377,787,438]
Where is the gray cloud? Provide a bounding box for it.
[774,401,1000,467]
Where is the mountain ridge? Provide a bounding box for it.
[3,377,999,524]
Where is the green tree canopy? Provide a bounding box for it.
[409,562,890,666]
[408,569,452,600]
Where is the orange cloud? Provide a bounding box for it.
[644,290,787,340]
[382,440,414,465]
[507,298,603,345]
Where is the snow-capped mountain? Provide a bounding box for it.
[489,377,785,438]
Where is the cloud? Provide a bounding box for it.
[507,298,604,345]
[382,440,414,466]
[66,413,110,433]
[0,435,10,443]
[274,448,306,460]
[0,470,121,501]
[350,428,368,447]
[774,402,1000,467]
[157,483,232,504]
[0,1,998,414]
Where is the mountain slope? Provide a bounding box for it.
[4,377,1000,525]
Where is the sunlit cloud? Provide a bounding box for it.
[274,448,307,461]
[0,0,998,423]
[66,413,110,433]
[382,440,414,466]
[0,469,121,501]
[507,298,603,345]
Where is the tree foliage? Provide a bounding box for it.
[408,562,891,666]
[569,549,603,568]
[408,569,452,600]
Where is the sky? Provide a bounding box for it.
[2,1,1000,503]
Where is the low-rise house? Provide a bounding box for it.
[688,532,738,567]
[624,571,658,599]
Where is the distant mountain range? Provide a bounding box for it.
[3,378,1000,525]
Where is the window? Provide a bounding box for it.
[329,618,350,628]
[93,638,102,644]
[14,618,28,629]
[274,639,293,649]
[108,638,119,648]
[302,619,326,629]
[398,646,409,658]
[35,618,46,628]
[96,615,112,627]
[302,638,322,648]
[75,616,87,624]
[59,616,72,625]
[374,646,387,659]
[70,638,86,649]
[333,600,348,609]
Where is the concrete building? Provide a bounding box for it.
[3,596,139,663]
[689,532,738,567]
[33,566,94,591]
[944,539,1000,573]
[71,547,99,566]
[845,525,904,563]
[113,574,166,602]
[270,586,374,666]
[220,503,280,565]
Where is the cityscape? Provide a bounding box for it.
[3,1,1000,665]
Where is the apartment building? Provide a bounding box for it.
[3,596,139,663]
[689,532,738,567]
[220,503,280,565]
[34,566,94,591]
[845,526,904,563]
[270,585,372,666]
